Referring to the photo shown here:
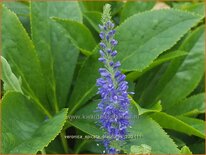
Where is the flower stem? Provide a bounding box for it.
[75,140,88,154]
[41,149,46,154]
[60,131,69,153]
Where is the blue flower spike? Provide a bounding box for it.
[96,4,132,154]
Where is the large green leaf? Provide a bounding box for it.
[2,5,51,114]
[1,56,23,93]
[69,100,104,136]
[68,49,100,114]
[120,1,155,23]
[70,101,179,154]
[125,116,179,154]
[30,2,82,110]
[83,11,102,33]
[168,93,205,116]
[115,9,201,71]
[2,92,68,153]
[30,2,56,112]
[138,25,205,109]
[133,66,165,104]
[53,17,97,56]
[155,26,205,110]
[126,50,187,81]
[151,112,205,139]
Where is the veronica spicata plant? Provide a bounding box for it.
[96,4,132,154]
[2,1,204,154]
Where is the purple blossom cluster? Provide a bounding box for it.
[96,5,131,154]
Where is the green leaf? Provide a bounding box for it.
[125,107,179,154]
[133,66,164,104]
[2,92,68,153]
[68,48,100,114]
[130,96,162,115]
[3,1,30,33]
[31,2,58,112]
[79,1,123,15]
[136,101,162,116]
[126,50,187,81]
[1,56,23,93]
[159,27,204,110]
[180,146,192,154]
[116,9,201,71]
[173,2,205,16]
[79,1,107,12]
[171,136,186,148]
[138,25,205,109]
[3,1,29,16]
[130,144,152,154]
[126,117,180,154]
[83,11,102,33]
[189,142,205,154]
[69,100,104,136]
[70,101,179,154]
[155,25,205,110]
[45,137,65,154]
[2,5,51,114]
[120,1,155,23]
[30,2,82,110]
[177,116,205,137]
[168,93,205,116]
[53,17,97,56]
[80,141,104,154]
[151,112,205,138]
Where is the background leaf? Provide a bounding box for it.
[151,112,205,139]
[68,49,100,115]
[137,25,205,109]
[120,1,155,23]
[1,56,23,93]
[2,92,68,153]
[189,142,205,154]
[2,5,51,114]
[83,11,102,33]
[157,26,205,110]
[53,17,97,56]
[180,146,192,154]
[30,2,82,110]
[130,96,162,115]
[3,1,30,33]
[126,50,187,81]
[173,2,205,16]
[168,93,205,116]
[116,9,201,71]
[79,1,123,15]
[125,116,179,154]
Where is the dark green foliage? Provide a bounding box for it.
[1,1,205,154]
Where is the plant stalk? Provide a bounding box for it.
[60,131,69,153]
